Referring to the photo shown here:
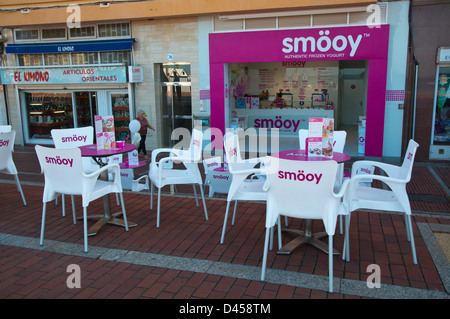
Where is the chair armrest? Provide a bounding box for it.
[351,160,400,178]
[151,148,179,163]
[333,178,350,199]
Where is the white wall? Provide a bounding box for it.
[383,1,410,157]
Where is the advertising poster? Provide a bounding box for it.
[307,117,334,157]
[94,115,116,150]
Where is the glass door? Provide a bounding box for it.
[161,63,192,147]
[74,91,97,127]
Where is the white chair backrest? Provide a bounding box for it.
[298,129,308,150]
[399,139,419,182]
[264,157,339,234]
[223,132,243,164]
[332,130,347,153]
[189,128,203,162]
[0,125,12,133]
[35,145,84,199]
[203,156,221,174]
[0,130,15,171]
[51,126,94,148]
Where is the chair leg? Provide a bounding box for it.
[261,227,271,281]
[406,214,418,264]
[14,175,26,206]
[193,184,199,206]
[40,202,47,246]
[198,183,208,221]
[119,192,129,231]
[231,200,238,225]
[150,182,154,210]
[61,194,66,217]
[329,235,334,293]
[71,195,76,224]
[115,193,120,206]
[342,213,351,261]
[220,201,231,244]
[157,187,161,228]
[83,206,88,252]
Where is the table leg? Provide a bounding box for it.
[277,220,339,255]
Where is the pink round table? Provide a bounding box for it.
[272,149,351,255]
[78,143,138,236]
[273,149,351,163]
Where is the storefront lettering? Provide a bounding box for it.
[14,71,50,83]
[82,76,117,82]
[254,116,302,132]
[58,46,75,52]
[282,30,363,57]
[63,69,94,75]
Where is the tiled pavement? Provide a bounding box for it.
[0,145,449,302]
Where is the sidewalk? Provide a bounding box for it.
[0,145,449,300]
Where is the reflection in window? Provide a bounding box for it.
[44,53,70,66]
[72,52,99,65]
[100,51,131,64]
[161,63,191,82]
[435,66,450,145]
[18,54,43,66]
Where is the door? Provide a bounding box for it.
[162,83,192,146]
[74,91,97,127]
[341,78,364,125]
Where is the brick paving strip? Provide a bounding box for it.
[1,231,448,299]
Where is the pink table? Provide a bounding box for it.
[78,143,138,236]
[272,149,350,255]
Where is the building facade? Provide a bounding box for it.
[0,0,444,161]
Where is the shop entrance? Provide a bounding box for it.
[160,63,192,147]
[161,83,192,146]
[74,91,97,127]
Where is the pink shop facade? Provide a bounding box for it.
[208,25,390,157]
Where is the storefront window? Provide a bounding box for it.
[72,52,99,65]
[435,66,450,145]
[98,23,130,37]
[18,54,43,66]
[26,92,74,140]
[44,53,70,66]
[100,50,132,64]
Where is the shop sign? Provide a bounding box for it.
[128,66,144,83]
[249,114,309,136]
[0,66,127,85]
[437,47,450,64]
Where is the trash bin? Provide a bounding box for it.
[358,119,366,154]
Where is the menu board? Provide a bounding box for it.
[307,117,334,157]
[94,115,116,150]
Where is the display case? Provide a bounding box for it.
[26,92,74,140]
[111,93,130,141]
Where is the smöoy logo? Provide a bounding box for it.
[0,139,10,147]
[45,156,74,167]
[61,134,88,143]
[278,170,323,184]
[282,29,363,57]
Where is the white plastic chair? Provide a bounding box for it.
[220,132,267,244]
[261,156,349,293]
[35,145,128,252]
[0,130,26,206]
[149,128,208,228]
[341,139,419,264]
[202,156,222,197]
[51,127,99,173]
[0,125,12,133]
[51,127,103,220]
